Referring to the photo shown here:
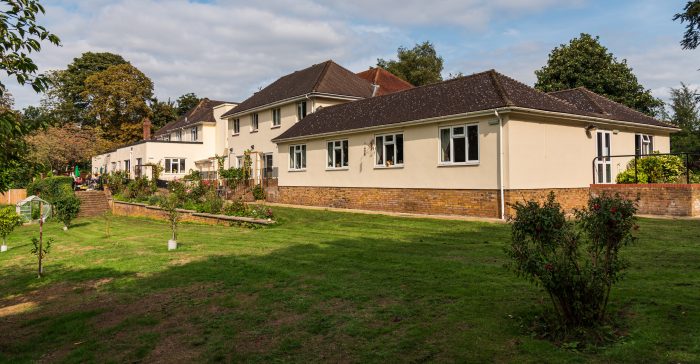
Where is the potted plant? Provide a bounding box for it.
[160,194,181,250]
[0,206,23,252]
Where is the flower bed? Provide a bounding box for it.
[111,201,275,226]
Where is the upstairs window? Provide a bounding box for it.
[375,133,403,167]
[327,140,349,169]
[297,101,307,121]
[191,126,198,141]
[635,134,654,156]
[230,118,240,135]
[289,144,306,170]
[251,113,259,131]
[175,130,182,141]
[272,108,281,127]
[440,124,479,164]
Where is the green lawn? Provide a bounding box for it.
[0,208,698,363]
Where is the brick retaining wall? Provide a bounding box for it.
[111,201,273,225]
[504,188,591,216]
[590,184,700,217]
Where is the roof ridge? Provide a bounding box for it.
[311,60,333,92]
[494,71,585,111]
[577,87,675,127]
[487,70,514,106]
[575,87,608,115]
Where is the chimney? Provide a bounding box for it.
[142,117,152,140]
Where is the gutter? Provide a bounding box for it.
[222,92,365,119]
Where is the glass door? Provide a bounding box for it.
[595,131,612,183]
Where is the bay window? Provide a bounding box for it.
[327,140,349,169]
[440,124,479,164]
[375,133,403,167]
[289,144,306,170]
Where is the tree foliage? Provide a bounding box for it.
[0,0,61,95]
[25,124,115,173]
[176,92,201,115]
[674,1,700,50]
[0,92,45,192]
[667,83,700,154]
[0,206,23,246]
[535,34,663,116]
[377,41,443,86]
[48,52,127,125]
[82,63,154,143]
[150,97,178,129]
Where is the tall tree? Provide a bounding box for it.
[377,41,443,86]
[668,83,700,154]
[48,52,127,125]
[82,63,154,143]
[176,93,201,115]
[674,1,700,50]
[25,125,115,173]
[0,0,60,192]
[535,34,663,116]
[150,98,178,129]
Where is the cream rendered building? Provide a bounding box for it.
[272,70,677,218]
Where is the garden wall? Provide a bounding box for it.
[111,201,273,225]
[590,184,700,217]
[0,189,27,205]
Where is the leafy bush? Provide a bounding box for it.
[0,206,23,247]
[252,185,265,200]
[147,195,166,206]
[616,154,692,183]
[27,176,73,203]
[54,195,81,229]
[222,199,274,220]
[220,167,245,187]
[197,190,223,214]
[506,193,637,335]
[123,177,152,200]
[105,171,129,195]
[222,199,247,216]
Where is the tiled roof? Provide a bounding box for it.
[221,60,373,118]
[154,98,231,137]
[274,70,675,141]
[356,67,414,96]
[547,87,674,128]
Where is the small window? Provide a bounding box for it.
[191,126,198,141]
[440,124,479,164]
[175,130,182,141]
[164,134,171,141]
[327,140,349,169]
[289,144,306,170]
[375,133,404,167]
[635,134,654,156]
[233,119,240,134]
[251,114,259,131]
[297,101,307,121]
[272,108,281,127]
[236,156,243,168]
[124,160,130,174]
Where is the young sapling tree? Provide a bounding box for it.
[0,206,23,252]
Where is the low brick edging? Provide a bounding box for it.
[590,183,700,217]
[111,201,274,225]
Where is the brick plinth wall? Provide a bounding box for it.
[590,184,700,217]
[111,201,273,225]
[272,186,501,218]
[504,188,591,217]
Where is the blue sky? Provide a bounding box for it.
[4,0,698,110]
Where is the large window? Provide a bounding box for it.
[289,144,306,170]
[191,126,198,141]
[297,101,307,121]
[440,124,479,164]
[229,118,240,135]
[375,133,403,167]
[164,158,186,174]
[272,108,281,127]
[251,113,259,131]
[327,140,349,169]
[635,134,654,156]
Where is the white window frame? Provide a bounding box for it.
[272,108,281,127]
[175,129,182,141]
[375,133,404,168]
[297,101,307,121]
[164,158,186,174]
[637,133,654,156]
[231,118,240,135]
[289,144,306,171]
[236,155,244,168]
[438,124,480,166]
[191,126,198,141]
[326,140,349,170]
[595,131,612,184]
[251,113,259,131]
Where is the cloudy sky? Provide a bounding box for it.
[4,0,699,109]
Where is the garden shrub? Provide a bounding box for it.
[197,190,223,214]
[27,176,73,204]
[222,199,274,220]
[506,192,637,342]
[105,171,129,195]
[147,195,166,206]
[252,185,265,200]
[123,177,152,201]
[0,206,23,247]
[616,154,692,183]
[54,195,81,229]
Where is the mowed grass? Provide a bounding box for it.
[0,208,698,363]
